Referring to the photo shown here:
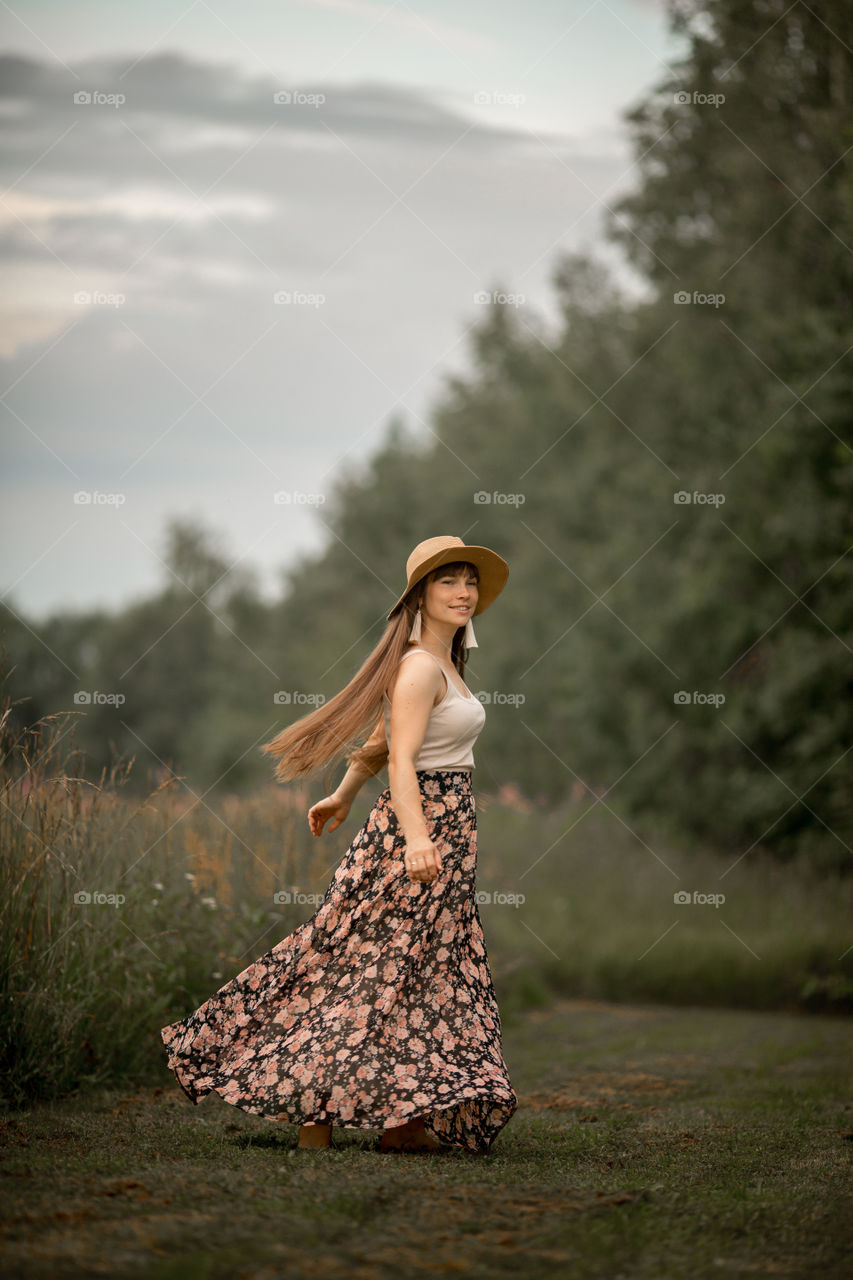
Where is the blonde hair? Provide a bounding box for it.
[261,560,480,788]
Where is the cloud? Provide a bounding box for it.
[0,49,631,346]
[0,49,638,615]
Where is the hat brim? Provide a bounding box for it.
[386,545,509,621]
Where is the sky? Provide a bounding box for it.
[0,0,684,620]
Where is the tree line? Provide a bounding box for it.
[3,0,851,873]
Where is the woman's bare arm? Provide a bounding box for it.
[387,653,444,880]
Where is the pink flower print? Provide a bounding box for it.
[159,768,516,1155]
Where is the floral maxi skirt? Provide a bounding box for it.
[160,769,518,1154]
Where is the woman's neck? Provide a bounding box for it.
[409,640,454,665]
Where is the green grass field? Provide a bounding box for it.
[3,706,851,1110]
[2,996,851,1279]
[3,708,852,1275]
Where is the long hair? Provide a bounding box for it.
[261,559,481,789]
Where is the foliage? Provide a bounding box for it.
[2,1,852,869]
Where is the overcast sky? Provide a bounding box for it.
[1,0,682,621]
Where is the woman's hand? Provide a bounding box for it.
[404,836,443,884]
[308,792,351,837]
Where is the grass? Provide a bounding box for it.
[1,997,851,1278]
[2,697,852,1107]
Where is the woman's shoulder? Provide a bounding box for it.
[384,647,445,705]
[399,644,441,663]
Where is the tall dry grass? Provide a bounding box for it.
[2,696,850,1106]
[0,700,330,1105]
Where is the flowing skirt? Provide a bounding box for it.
[159,768,518,1154]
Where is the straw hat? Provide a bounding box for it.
[386,535,509,621]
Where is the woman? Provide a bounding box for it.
[160,534,518,1156]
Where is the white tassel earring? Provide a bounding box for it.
[409,608,423,643]
[463,615,478,649]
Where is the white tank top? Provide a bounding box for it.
[382,647,486,770]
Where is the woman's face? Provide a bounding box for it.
[422,564,479,630]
